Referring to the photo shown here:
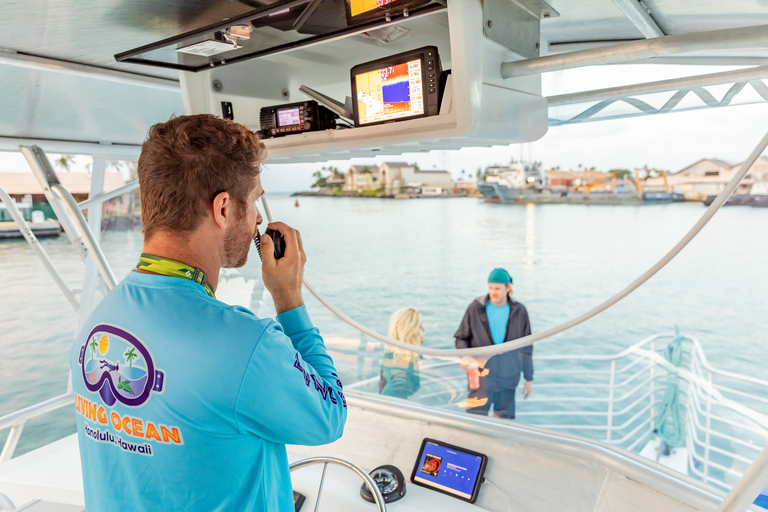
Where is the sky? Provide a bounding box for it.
[2,64,768,192]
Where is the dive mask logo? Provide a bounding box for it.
[79,324,164,408]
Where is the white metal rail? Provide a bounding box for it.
[0,187,80,311]
[0,393,73,463]
[341,333,768,492]
[0,146,127,463]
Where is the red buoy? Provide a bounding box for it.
[295,199,300,207]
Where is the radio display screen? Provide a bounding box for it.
[349,0,394,16]
[277,107,301,127]
[354,58,423,125]
[411,439,487,503]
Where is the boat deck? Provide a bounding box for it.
[0,433,480,512]
[0,393,747,512]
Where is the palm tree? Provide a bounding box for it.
[89,337,98,361]
[54,154,75,172]
[311,170,327,189]
[124,348,139,367]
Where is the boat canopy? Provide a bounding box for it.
[3,1,768,160]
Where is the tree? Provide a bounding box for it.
[311,170,327,189]
[410,162,420,171]
[360,166,371,174]
[124,347,139,367]
[609,169,632,179]
[54,155,75,172]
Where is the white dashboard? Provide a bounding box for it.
[288,453,488,512]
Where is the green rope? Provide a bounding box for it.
[654,333,686,448]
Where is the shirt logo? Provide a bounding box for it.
[79,324,164,408]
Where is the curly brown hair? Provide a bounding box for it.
[137,115,266,241]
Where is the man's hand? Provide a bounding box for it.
[261,222,306,314]
[522,380,532,400]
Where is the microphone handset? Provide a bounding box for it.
[254,226,286,260]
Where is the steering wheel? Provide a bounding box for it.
[289,456,386,512]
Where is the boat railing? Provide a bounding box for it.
[339,332,768,491]
[0,187,80,311]
[0,393,73,463]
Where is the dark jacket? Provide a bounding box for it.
[454,295,533,390]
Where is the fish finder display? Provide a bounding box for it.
[349,0,394,16]
[355,59,424,125]
[277,107,302,127]
[411,439,487,502]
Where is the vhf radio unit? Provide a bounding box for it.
[259,100,338,138]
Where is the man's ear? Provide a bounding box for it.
[212,191,231,230]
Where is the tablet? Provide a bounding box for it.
[410,438,487,503]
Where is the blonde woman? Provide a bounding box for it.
[379,308,423,399]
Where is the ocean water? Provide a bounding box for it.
[1,196,767,457]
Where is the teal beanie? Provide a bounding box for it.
[488,268,513,285]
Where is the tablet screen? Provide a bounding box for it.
[411,438,487,503]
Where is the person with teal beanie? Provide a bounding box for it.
[454,268,533,419]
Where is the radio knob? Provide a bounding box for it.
[304,121,311,130]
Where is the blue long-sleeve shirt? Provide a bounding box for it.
[69,271,346,511]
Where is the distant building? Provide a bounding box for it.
[0,172,128,217]
[420,186,450,196]
[454,180,479,193]
[344,165,380,192]
[376,162,454,194]
[644,157,768,199]
[325,174,346,188]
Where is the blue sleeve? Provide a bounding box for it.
[233,306,347,445]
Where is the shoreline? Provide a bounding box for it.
[292,190,482,199]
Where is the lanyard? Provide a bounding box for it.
[135,253,215,298]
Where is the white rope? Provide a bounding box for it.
[263,128,768,357]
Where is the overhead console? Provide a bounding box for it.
[116,0,552,162]
[115,0,444,72]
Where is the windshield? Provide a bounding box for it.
[2,159,767,498]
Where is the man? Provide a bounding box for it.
[69,115,346,511]
[454,268,533,419]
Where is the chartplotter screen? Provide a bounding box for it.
[355,59,424,125]
[349,0,394,17]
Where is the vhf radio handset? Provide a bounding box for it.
[254,226,286,260]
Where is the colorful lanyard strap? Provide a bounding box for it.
[135,253,215,299]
